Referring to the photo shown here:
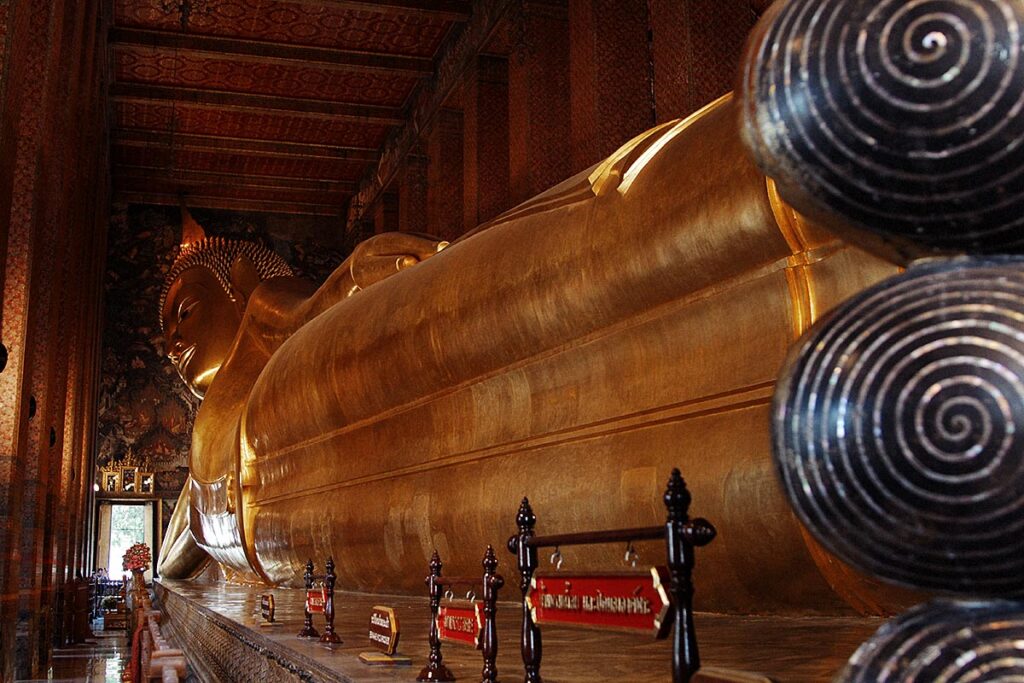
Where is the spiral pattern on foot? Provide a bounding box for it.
[774,258,1024,594]
[741,0,1024,256]
[839,599,1024,682]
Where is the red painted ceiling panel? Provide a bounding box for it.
[109,1,465,214]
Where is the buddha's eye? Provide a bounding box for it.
[177,298,199,322]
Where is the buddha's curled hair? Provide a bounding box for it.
[159,236,294,330]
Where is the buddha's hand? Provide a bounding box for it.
[348,232,449,291]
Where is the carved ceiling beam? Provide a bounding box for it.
[110,28,434,76]
[344,0,515,232]
[110,83,404,124]
[113,164,357,192]
[112,129,379,163]
[113,191,345,216]
[285,0,471,21]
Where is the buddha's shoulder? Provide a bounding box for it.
[242,276,319,330]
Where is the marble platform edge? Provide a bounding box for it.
[155,580,352,683]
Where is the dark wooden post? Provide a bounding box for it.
[480,545,503,683]
[417,550,455,682]
[319,557,342,644]
[507,497,541,683]
[73,576,94,642]
[664,469,716,683]
[297,559,319,639]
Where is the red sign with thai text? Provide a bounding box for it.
[527,568,672,638]
[306,588,326,614]
[437,602,482,648]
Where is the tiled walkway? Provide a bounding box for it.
[17,626,129,683]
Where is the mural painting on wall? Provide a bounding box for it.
[98,204,346,496]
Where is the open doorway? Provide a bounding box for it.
[95,502,155,582]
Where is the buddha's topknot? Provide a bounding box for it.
[159,236,294,330]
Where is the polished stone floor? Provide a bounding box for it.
[16,628,129,683]
[159,579,883,682]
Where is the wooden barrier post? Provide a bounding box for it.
[480,545,504,683]
[507,498,541,683]
[417,551,455,681]
[297,559,320,639]
[319,557,342,645]
[665,468,716,683]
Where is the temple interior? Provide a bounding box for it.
[3,0,1023,681]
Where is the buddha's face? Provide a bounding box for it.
[162,266,242,400]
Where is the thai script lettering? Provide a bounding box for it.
[582,594,651,615]
[369,631,391,645]
[540,589,651,615]
[443,614,476,633]
[540,593,579,610]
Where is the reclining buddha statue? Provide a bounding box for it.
[158,93,910,615]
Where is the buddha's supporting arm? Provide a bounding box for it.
[303,233,448,319]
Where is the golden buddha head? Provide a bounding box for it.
[160,216,293,399]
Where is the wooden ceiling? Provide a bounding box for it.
[109,0,470,216]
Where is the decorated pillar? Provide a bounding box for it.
[37,0,95,653]
[463,54,510,233]
[372,191,400,235]
[0,0,63,676]
[507,0,571,205]
[649,0,759,121]
[399,149,429,235]
[568,0,655,169]
[426,108,464,242]
[0,0,107,676]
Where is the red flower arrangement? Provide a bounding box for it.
[122,543,151,572]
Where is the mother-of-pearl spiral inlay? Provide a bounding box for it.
[741,0,1024,254]
[774,258,1024,594]
[839,600,1024,682]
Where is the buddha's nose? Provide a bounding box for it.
[167,334,185,361]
